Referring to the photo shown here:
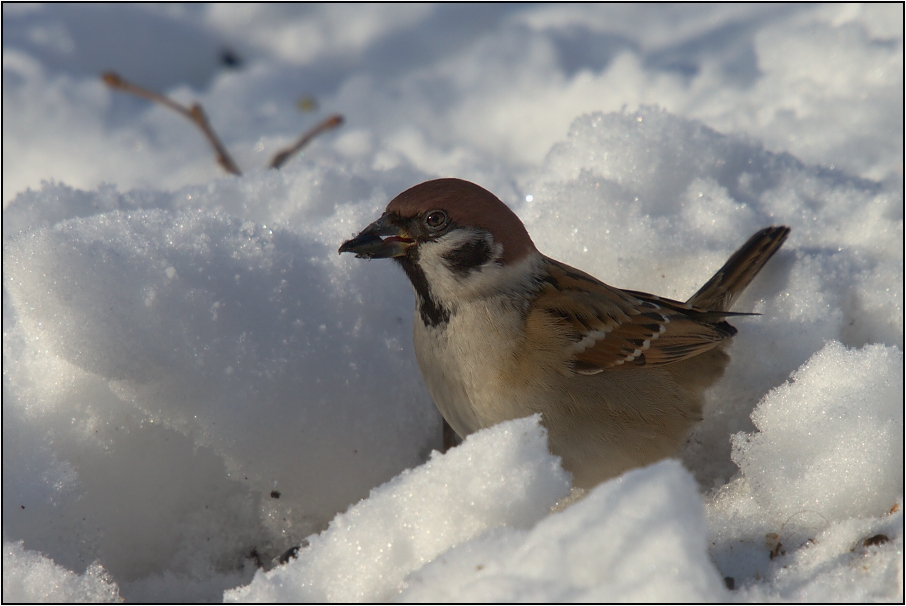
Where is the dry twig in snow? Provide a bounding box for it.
[102,71,242,176]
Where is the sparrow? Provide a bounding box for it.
[340,178,789,488]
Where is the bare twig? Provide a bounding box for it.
[102,71,242,176]
[270,114,344,169]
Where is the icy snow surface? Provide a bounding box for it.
[3,4,903,603]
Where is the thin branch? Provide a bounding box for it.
[270,114,344,169]
[102,71,242,176]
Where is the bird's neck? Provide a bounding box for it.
[395,251,545,329]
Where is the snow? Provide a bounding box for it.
[732,342,903,522]
[3,3,903,603]
[709,342,903,601]
[225,416,572,603]
[3,541,120,603]
[394,458,727,603]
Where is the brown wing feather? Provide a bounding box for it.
[538,258,736,373]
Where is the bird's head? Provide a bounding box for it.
[339,178,541,324]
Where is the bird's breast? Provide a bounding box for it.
[412,296,539,438]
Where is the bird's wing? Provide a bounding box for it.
[537,258,737,374]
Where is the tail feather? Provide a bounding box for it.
[688,226,790,312]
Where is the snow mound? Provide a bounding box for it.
[226,416,570,602]
[3,541,121,603]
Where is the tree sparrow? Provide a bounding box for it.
[340,178,790,488]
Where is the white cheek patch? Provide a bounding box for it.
[417,230,540,304]
[417,230,477,275]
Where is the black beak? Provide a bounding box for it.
[338,213,415,259]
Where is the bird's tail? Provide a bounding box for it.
[687,226,790,312]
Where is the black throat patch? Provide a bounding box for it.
[394,256,451,327]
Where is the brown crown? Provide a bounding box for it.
[386,178,537,264]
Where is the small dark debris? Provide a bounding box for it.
[277,539,310,565]
[278,546,299,564]
[248,548,263,568]
[724,576,735,591]
[220,48,242,68]
[769,542,784,560]
[20,505,25,509]
[863,534,890,547]
[270,490,281,499]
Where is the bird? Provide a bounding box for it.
[339,178,790,488]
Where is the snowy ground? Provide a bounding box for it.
[2,3,903,603]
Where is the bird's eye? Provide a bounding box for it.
[424,210,448,229]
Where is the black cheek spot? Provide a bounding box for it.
[442,238,493,277]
